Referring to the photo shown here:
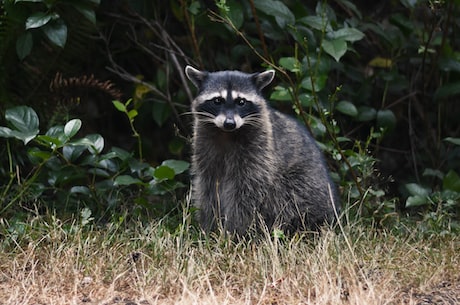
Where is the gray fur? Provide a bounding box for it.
[185,65,340,235]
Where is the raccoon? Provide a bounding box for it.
[185,65,340,235]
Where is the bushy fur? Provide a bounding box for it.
[185,66,340,235]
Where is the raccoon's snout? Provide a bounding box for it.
[214,113,242,131]
[223,117,236,130]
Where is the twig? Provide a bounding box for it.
[248,0,269,59]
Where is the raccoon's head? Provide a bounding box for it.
[185,66,275,132]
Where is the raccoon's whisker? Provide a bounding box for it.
[194,111,216,118]
[243,114,265,128]
[180,111,197,117]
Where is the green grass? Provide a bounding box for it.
[0,211,459,305]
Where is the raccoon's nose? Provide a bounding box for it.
[223,117,236,130]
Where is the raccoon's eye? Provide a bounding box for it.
[212,97,225,105]
[235,97,246,106]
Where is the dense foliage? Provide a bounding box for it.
[0,0,459,233]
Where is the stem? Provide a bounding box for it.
[0,140,16,210]
[0,159,46,215]
[181,0,203,67]
[131,121,143,161]
[248,0,269,59]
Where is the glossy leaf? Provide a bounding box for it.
[434,82,460,100]
[270,86,292,101]
[336,100,358,117]
[301,74,327,92]
[328,28,365,42]
[279,57,300,72]
[405,183,430,197]
[43,20,67,48]
[443,170,460,192]
[405,195,428,208]
[376,109,396,130]
[444,137,460,146]
[322,39,347,62]
[25,12,52,29]
[74,4,96,24]
[224,0,244,29]
[0,106,40,144]
[114,175,142,186]
[253,0,295,28]
[71,134,104,154]
[152,102,171,127]
[356,106,376,122]
[64,119,82,138]
[5,106,39,134]
[16,32,33,60]
[161,160,189,175]
[154,165,175,181]
[298,15,332,32]
[112,100,127,112]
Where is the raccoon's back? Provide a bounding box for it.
[269,109,340,222]
[270,110,324,169]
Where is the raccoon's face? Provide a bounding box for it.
[185,66,275,132]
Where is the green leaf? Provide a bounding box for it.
[36,134,63,148]
[107,147,131,161]
[74,5,96,24]
[16,32,33,60]
[298,15,332,32]
[5,106,39,133]
[439,58,460,73]
[64,119,82,138]
[152,102,171,127]
[405,183,430,197]
[423,168,444,180]
[0,127,15,139]
[112,100,127,112]
[279,57,300,72]
[161,160,189,175]
[43,20,67,48]
[434,82,460,100]
[127,109,138,121]
[63,145,86,161]
[270,86,292,101]
[322,39,347,62]
[86,134,104,154]
[224,0,244,29]
[70,186,90,195]
[405,195,429,208]
[114,175,142,186]
[444,137,460,146]
[25,12,53,29]
[356,106,376,122]
[27,148,52,163]
[1,106,40,144]
[328,28,365,42]
[336,100,358,117]
[70,134,104,154]
[154,165,175,181]
[300,74,327,92]
[253,0,295,28]
[376,109,396,130]
[443,170,460,192]
[188,1,201,15]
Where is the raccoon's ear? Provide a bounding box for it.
[185,65,208,88]
[253,70,275,90]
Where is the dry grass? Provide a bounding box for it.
[0,215,459,305]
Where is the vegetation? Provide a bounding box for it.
[0,0,459,303]
[1,213,459,304]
